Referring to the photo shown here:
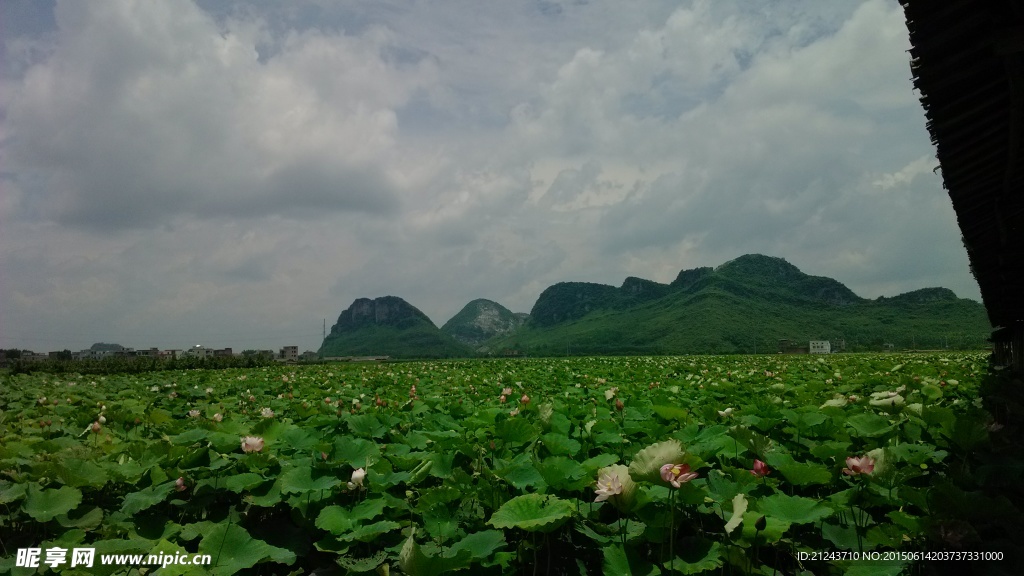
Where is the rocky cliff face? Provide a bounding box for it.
[670,267,713,290]
[329,296,435,334]
[320,295,472,358]
[620,277,670,302]
[441,299,526,347]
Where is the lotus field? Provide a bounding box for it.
[0,352,1014,575]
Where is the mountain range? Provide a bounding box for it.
[317,254,991,358]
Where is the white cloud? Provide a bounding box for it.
[0,0,983,352]
[4,0,439,230]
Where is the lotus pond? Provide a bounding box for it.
[0,352,1018,575]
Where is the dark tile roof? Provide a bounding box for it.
[901,0,1024,333]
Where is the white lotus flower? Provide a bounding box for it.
[347,467,366,490]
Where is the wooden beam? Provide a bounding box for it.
[993,26,1024,55]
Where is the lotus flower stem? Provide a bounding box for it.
[214,509,231,571]
[669,488,675,574]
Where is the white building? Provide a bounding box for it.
[809,340,831,354]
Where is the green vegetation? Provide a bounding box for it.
[494,255,990,356]
[319,255,989,358]
[0,352,1017,574]
[320,323,472,359]
[6,354,278,376]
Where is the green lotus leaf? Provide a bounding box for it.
[121,481,178,515]
[315,505,355,535]
[147,539,208,576]
[668,539,724,575]
[279,465,342,494]
[845,413,895,437]
[763,453,832,486]
[198,522,296,576]
[347,413,387,439]
[496,418,539,444]
[0,482,27,505]
[56,505,103,530]
[488,493,575,532]
[447,530,506,560]
[223,472,265,493]
[343,520,402,542]
[537,456,587,491]
[602,545,633,576]
[540,432,581,456]
[920,384,942,401]
[171,428,209,445]
[651,404,689,422]
[333,436,380,468]
[351,498,387,522]
[740,511,789,543]
[24,485,83,522]
[399,528,446,576]
[757,493,833,525]
[497,460,546,490]
[581,453,619,474]
[628,439,686,483]
[56,458,109,488]
[336,551,387,573]
[821,520,860,550]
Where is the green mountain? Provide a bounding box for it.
[319,296,472,358]
[492,254,991,355]
[440,299,527,349]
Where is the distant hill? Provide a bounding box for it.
[319,255,991,358]
[440,299,527,349]
[491,254,991,355]
[318,296,471,358]
[90,343,125,352]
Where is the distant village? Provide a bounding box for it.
[2,339,864,365]
[2,344,318,364]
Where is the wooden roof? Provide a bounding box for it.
[901,0,1024,334]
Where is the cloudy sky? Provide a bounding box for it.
[0,0,980,353]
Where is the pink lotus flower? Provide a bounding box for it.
[842,455,875,476]
[91,421,102,433]
[241,436,264,453]
[660,463,699,487]
[520,394,530,404]
[499,394,507,403]
[751,459,770,478]
[175,477,187,492]
[615,398,624,412]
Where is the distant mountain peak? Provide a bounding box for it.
[441,299,526,348]
[329,296,434,333]
[319,296,471,358]
[716,254,802,277]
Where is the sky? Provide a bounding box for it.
[0,0,982,353]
